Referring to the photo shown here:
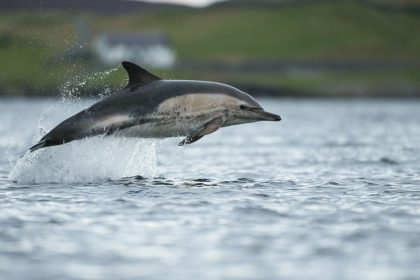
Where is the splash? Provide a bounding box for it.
[9,137,158,184]
[59,65,121,101]
[36,66,121,141]
[9,66,158,184]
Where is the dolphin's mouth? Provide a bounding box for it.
[257,110,281,121]
[241,106,281,121]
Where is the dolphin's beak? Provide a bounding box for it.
[257,110,281,121]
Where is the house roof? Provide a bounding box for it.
[101,32,170,47]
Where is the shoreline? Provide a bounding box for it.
[2,84,420,99]
[0,81,420,99]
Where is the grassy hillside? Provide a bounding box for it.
[92,1,420,60]
[1,0,420,96]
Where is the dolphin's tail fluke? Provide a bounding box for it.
[29,137,70,152]
[29,140,47,153]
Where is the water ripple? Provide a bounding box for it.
[1,99,420,279]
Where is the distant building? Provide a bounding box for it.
[94,32,176,68]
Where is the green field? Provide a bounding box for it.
[1,0,420,96]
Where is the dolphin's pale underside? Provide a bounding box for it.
[29,61,281,152]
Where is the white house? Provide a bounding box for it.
[94,32,176,68]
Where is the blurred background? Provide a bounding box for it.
[1,0,420,98]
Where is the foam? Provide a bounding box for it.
[9,66,161,184]
[9,137,158,184]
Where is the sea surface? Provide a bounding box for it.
[0,98,419,280]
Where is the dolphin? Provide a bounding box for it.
[29,61,281,152]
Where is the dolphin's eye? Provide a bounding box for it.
[240,105,263,111]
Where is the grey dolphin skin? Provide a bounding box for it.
[29,61,281,152]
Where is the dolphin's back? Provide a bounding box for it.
[93,80,247,110]
[85,79,256,122]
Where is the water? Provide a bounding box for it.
[1,98,420,280]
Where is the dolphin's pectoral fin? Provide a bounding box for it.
[178,135,203,146]
[178,116,225,146]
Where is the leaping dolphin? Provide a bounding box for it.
[29,61,281,152]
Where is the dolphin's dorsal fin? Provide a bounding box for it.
[122,61,162,89]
